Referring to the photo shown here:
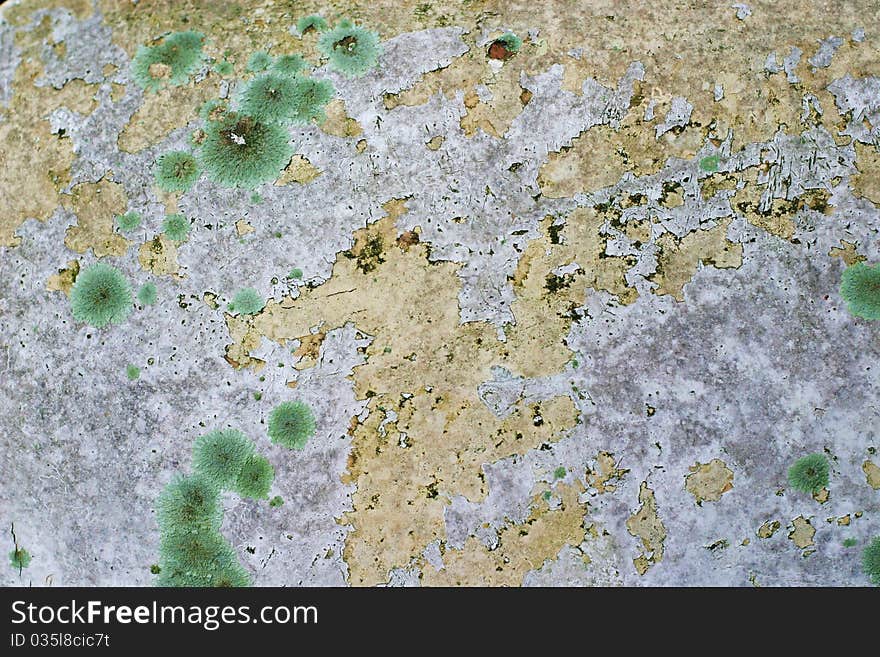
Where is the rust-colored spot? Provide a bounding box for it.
[488,40,514,61]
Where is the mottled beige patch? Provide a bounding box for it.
[538,125,630,197]
[788,516,815,550]
[275,155,321,186]
[586,451,629,494]
[863,460,880,490]
[118,83,216,153]
[0,55,85,246]
[223,314,265,372]
[425,135,444,150]
[651,218,743,300]
[235,219,255,236]
[319,99,363,138]
[4,0,92,25]
[757,519,781,539]
[45,259,80,296]
[685,458,734,504]
[836,514,851,526]
[626,480,666,574]
[62,178,131,257]
[137,234,180,277]
[829,239,866,266]
[851,143,880,205]
[812,487,830,504]
[292,332,326,371]
[420,484,586,586]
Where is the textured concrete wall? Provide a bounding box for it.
[1,0,878,586]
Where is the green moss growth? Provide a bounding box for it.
[228,287,265,315]
[9,547,31,570]
[154,151,200,193]
[287,76,335,124]
[787,453,830,494]
[131,31,205,92]
[115,211,142,232]
[553,467,566,479]
[213,60,233,76]
[161,213,191,242]
[247,51,273,73]
[156,474,222,537]
[271,54,308,77]
[239,72,301,124]
[297,15,329,34]
[317,20,382,78]
[126,364,141,380]
[840,262,880,320]
[267,400,316,449]
[863,536,880,585]
[70,263,133,328]
[234,454,275,500]
[269,495,284,507]
[198,113,294,189]
[157,528,242,586]
[191,429,255,491]
[138,282,158,306]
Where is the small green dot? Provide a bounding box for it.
[287,268,303,279]
[126,364,141,380]
[542,491,552,501]
[269,495,284,508]
[553,467,566,479]
[149,563,161,574]
[699,154,720,173]
[253,391,262,401]
[843,538,858,548]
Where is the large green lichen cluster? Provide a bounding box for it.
[154,429,276,587]
[70,263,133,328]
[131,31,205,92]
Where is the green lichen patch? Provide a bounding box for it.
[131,31,205,93]
[228,287,265,315]
[234,454,275,500]
[297,15,329,35]
[317,20,382,78]
[840,262,880,320]
[9,547,31,570]
[115,211,142,232]
[126,364,141,380]
[154,151,200,193]
[787,453,830,494]
[247,51,273,73]
[198,113,294,189]
[138,282,158,306]
[267,400,316,450]
[70,263,133,328]
[192,429,255,491]
[161,214,191,242]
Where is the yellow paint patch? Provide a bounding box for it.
[118,83,216,153]
[828,240,865,266]
[275,155,321,186]
[788,516,815,550]
[319,99,363,138]
[586,451,629,494]
[137,234,180,277]
[757,519,781,539]
[685,458,734,504]
[626,480,666,574]
[62,178,130,257]
[863,460,880,490]
[45,259,80,296]
[420,484,587,586]
[651,218,743,300]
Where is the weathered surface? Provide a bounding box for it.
[1,0,878,587]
